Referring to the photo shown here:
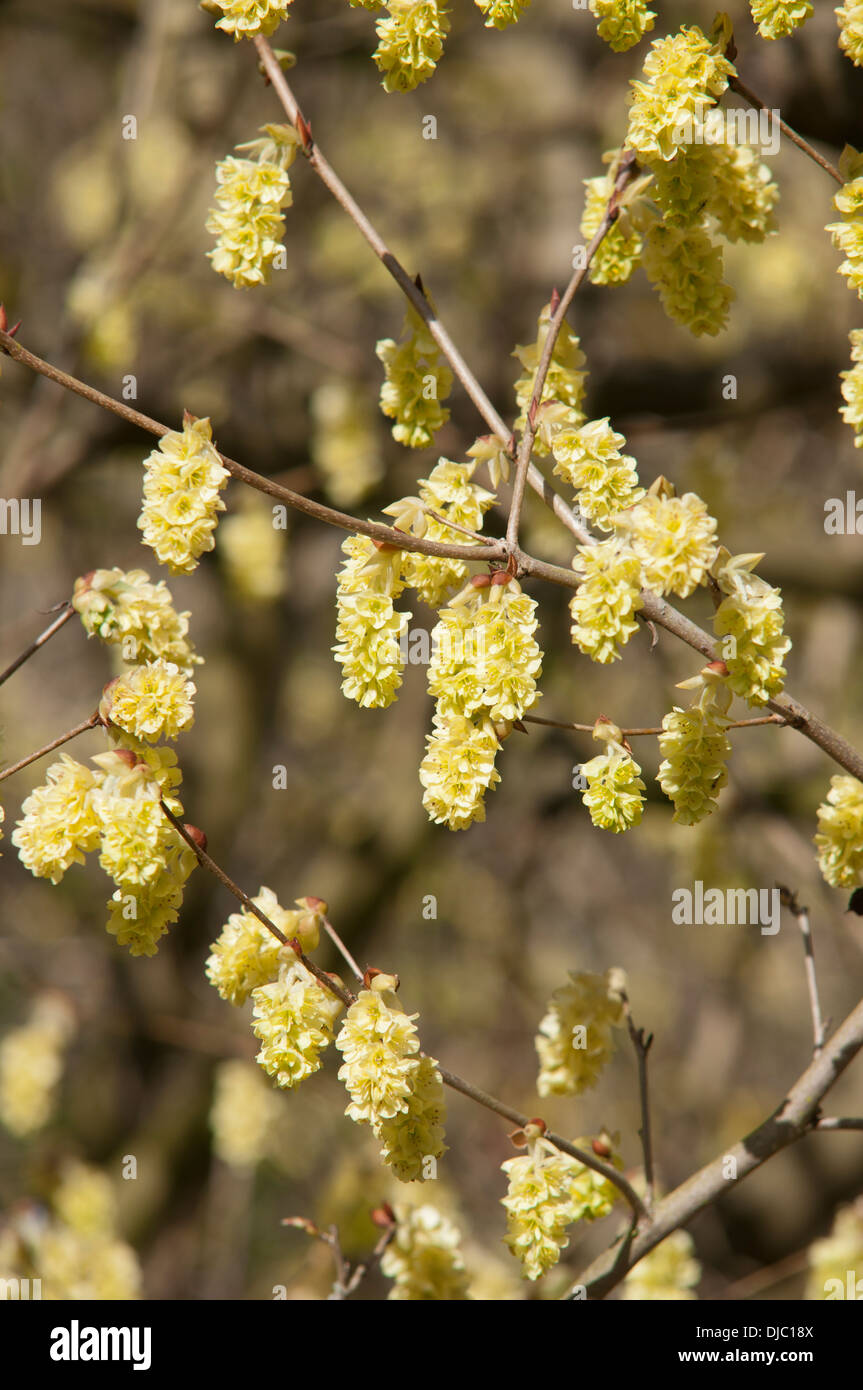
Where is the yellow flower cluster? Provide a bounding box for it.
[502,1127,620,1280]
[72,567,199,674]
[512,301,588,454]
[310,379,383,509]
[839,329,863,444]
[626,26,736,163]
[814,774,863,888]
[569,537,644,663]
[206,124,298,287]
[827,146,863,299]
[581,171,644,285]
[373,2,451,93]
[536,967,627,1097]
[253,957,344,1088]
[657,663,732,824]
[421,576,541,830]
[138,415,229,574]
[210,0,292,40]
[624,485,718,599]
[384,457,495,607]
[641,220,735,337]
[0,994,75,1137]
[581,725,646,834]
[712,549,791,705]
[13,748,196,955]
[550,417,644,530]
[335,975,447,1181]
[650,142,778,245]
[381,1203,471,1299]
[206,887,325,1004]
[837,3,863,67]
[475,0,531,28]
[621,1230,701,1299]
[589,0,655,53]
[100,659,195,743]
[333,535,410,708]
[377,303,453,448]
[805,1198,863,1298]
[749,1,813,41]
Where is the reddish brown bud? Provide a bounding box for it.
[113,750,139,770]
[470,573,492,589]
[490,569,510,586]
[549,287,561,315]
[706,660,729,677]
[182,824,207,853]
[371,1203,396,1229]
[592,1137,612,1159]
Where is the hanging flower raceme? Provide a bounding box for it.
[656,662,732,825]
[649,141,778,244]
[827,146,863,299]
[0,994,75,1138]
[621,1230,701,1299]
[428,575,542,725]
[206,123,299,288]
[381,1204,471,1300]
[839,329,863,444]
[837,4,863,67]
[209,0,293,41]
[814,775,863,888]
[749,1,813,41]
[373,2,451,93]
[580,720,646,833]
[475,0,531,28]
[252,957,345,1089]
[12,755,102,883]
[512,301,588,453]
[569,536,644,664]
[384,457,496,608]
[581,160,647,286]
[335,973,448,1180]
[641,218,734,337]
[621,479,718,599]
[712,548,791,705]
[535,967,627,1097]
[206,888,325,1004]
[333,535,411,709]
[376,302,454,448]
[550,417,644,530]
[419,711,503,831]
[138,414,229,574]
[99,659,196,743]
[72,567,200,674]
[625,25,736,163]
[589,0,656,53]
[501,1123,621,1280]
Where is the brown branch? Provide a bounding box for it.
[522,713,786,737]
[814,1116,863,1131]
[0,713,101,785]
[622,995,655,1213]
[566,995,863,1299]
[0,603,75,688]
[728,75,843,185]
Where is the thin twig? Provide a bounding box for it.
[343,1224,397,1297]
[814,1116,863,1131]
[0,603,75,688]
[421,506,498,545]
[0,713,100,784]
[522,713,786,736]
[505,151,639,550]
[567,995,863,1298]
[159,803,646,1217]
[322,917,364,982]
[778,885,828,1056]
[622,996,655,1214]
[728,75,843,185]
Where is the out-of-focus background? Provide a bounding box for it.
[0,0,862,1300]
